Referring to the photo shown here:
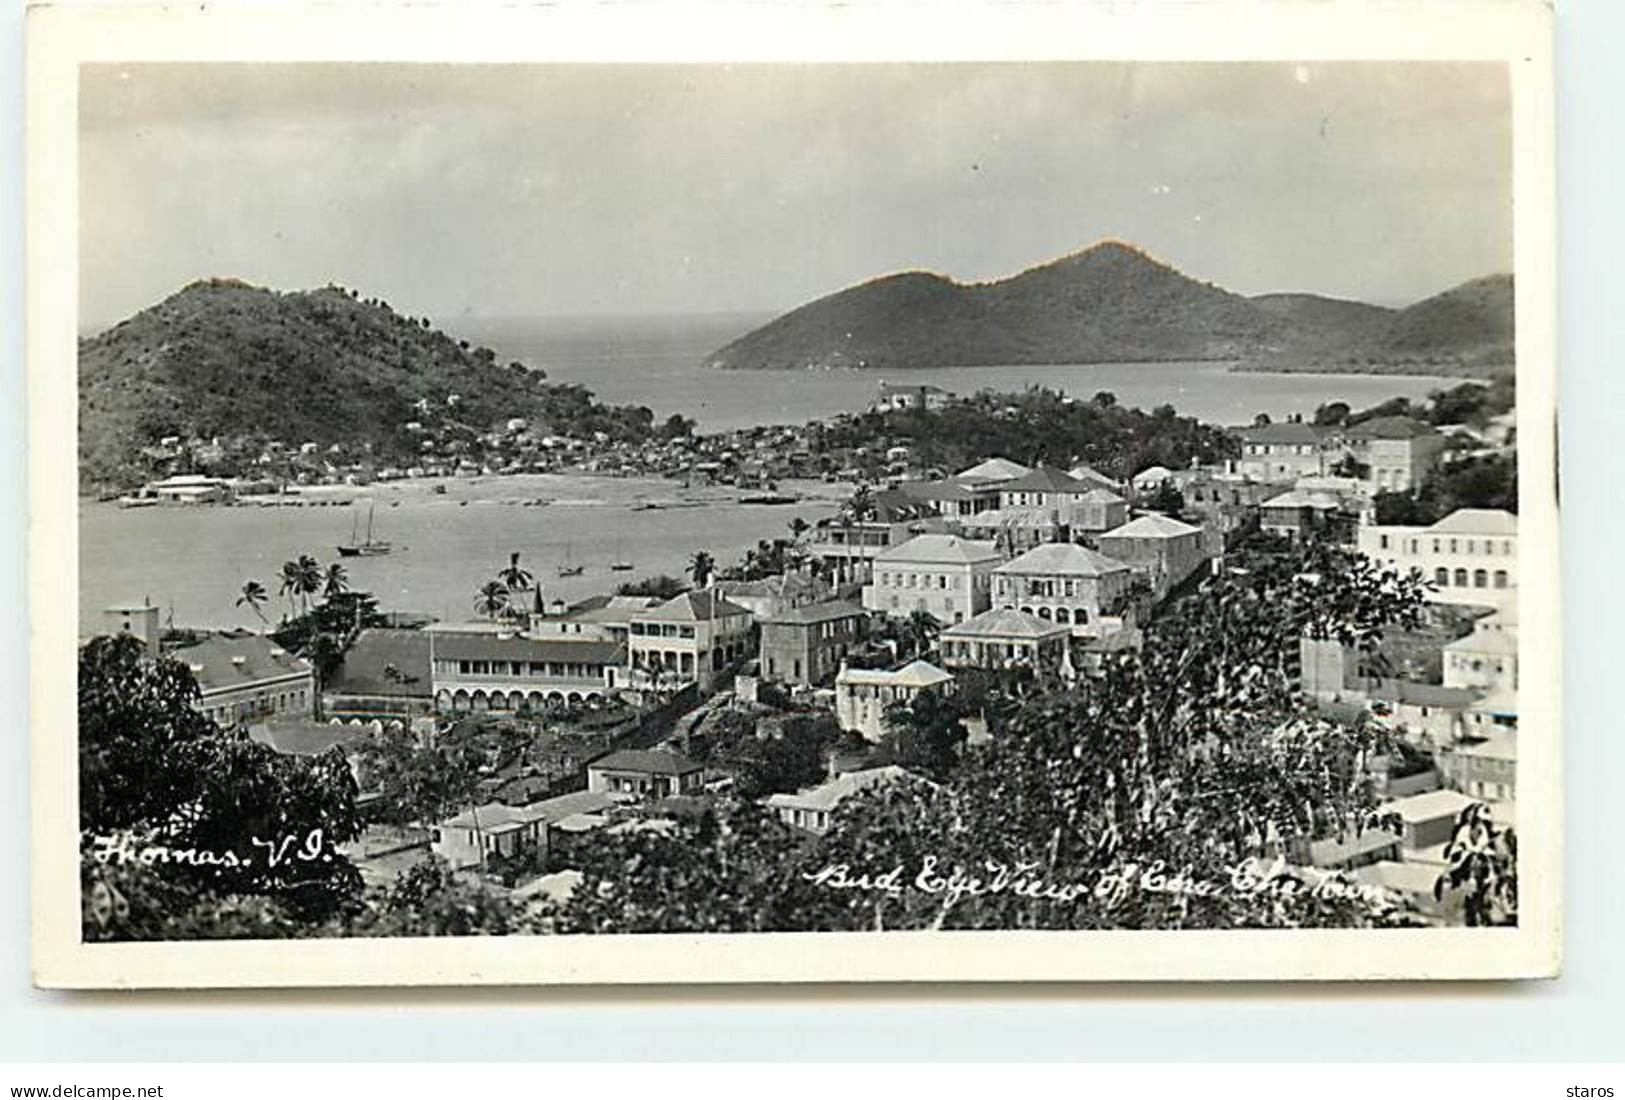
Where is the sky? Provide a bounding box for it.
[79,62,1512,329]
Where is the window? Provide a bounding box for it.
[1435,567,1449,586]
[1494,569,1508,589]
[1454,568,1468,587]
[1379,534,1389,550]
[1474,569,1488,588]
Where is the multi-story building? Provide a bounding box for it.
[430,632,625,711]
[528,593,661,644]
[1094,513,1209,597]
[862,533,1003,625]
[1341,416,1446,493]
[1356,508,1518,611]
[1443,609,1518,693]
[954,456,1030,486]
[997,465,1106,511]
[759,601,869,688]
[173,633,318,729]
[1234,422,1330,481]
[833,659,954,741]
[627,589,755,690]
[716,572,835,622]
[808,490,943,584]
[875,382,954,412]
[939,608,1071,673]
[990,542,1133,637]
[1258,489,1348,541]
[1440,728,1517,803]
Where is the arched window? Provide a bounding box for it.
[1435,567,1450,586]
[1454,568,1469,587]
[1494,570,1508,589]
[1474,569,1488,588]
[1054,608,1071,624]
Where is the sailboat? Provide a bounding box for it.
[337,499,392,557]
[609,537,634,572]
[556,540,584,578]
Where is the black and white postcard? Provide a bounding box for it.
[28,0,1560,987]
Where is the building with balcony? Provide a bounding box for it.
[990,542,1133,637]
[939,608,1071,674]
[429,632,625,712]
[834,659,954,741]
[627,589,755,690]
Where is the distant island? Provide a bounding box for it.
[704,240,1513,378]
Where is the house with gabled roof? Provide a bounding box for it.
[171,632,317,729]
[939,607,1071,674]
[586,748,705,799]
[862,533,1003,625]
[1094,513,1210,597]
[997,465,1103,511]
[627,588,755,690]
[990,542,1133,638]
[764,765,912,835]
[1234,421,1331,480]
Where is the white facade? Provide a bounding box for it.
[1357,508,1517,611]
[862,534,1002,625]
[834,660,953,741]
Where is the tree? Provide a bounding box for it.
[497,551,533,592]
[78,635,363,931]
[1435,802,1517,926]
[1330,454,1370,480]
[614,574,689,600]
[688,550,716,589]
[846,482,876,523]
[322,562,350,601]
[903,609,941,657]
[1147,483,1185,517]
[353,725,481,830]
[880,690,967,780]
[236,579,269,626]
[278,560,304,621]
[1313,401,1351,427]
[1253,412,1272,427]
[475,580,510,620]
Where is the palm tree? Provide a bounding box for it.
[322,562,350,601]
[786,516,810,543]
[278,560,304,621]
[294,554,323,615]
[905,609,941,657]
[688,550,716,589]
[475,580,510,620]
[236,579,269,626]
[497,551,533,591]
[846,482,876,523]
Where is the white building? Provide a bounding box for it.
[1443,608,1518,693]
[764,765,910,835]
[627,589,754,690]
[1356,508,1518,611]
[174,633,317,729]
[834,659,954,741]
[430,632,625,711]
[862,533,1003,625]
[990,542,1133,638]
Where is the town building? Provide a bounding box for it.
[834,659,954,741]
[429,632,625,712]
[862,533,1003,625]
[430,791,617,871]
[808,490,943,584]
[900,478,1001,519]
[321,627,434,722]
[1442,608,1518,693]
[939,608,1071,673]
[1093,513,1209,597]
[1440,728,1517,803]
[760,601,869,688]
[528,593,662,644]
[147,473,235,504]
[1380,788,1480,852]
[764,765,910,835]
[715,572,835,622]
[1342,416,1446,493]
[586,748,705,799]
[1258,489,1349,541]
[990,542,1134,637]
[173,632,318,729]
[875,382,954,412]
[101,601,162,657]
[954,456,1031,486]
[627,589,755,690]
[1356,508,1518,611]
[1234,422,1331,481]
[997,465,1107,512]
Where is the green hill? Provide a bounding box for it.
[706,241,1514,376]
[78,279,655,490]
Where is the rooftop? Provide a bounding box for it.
[169,632,312,694]
[1262,489,1346,511]
[1345,415,1438,441]
[942,607,1070,641]
[876,533,1002,566]
[430,633,625,666]
[248,718,371,757]
[1451,727,1517,762]
[1379,787,1479,824]
[323,628,432,698]
[996,542,1131,578]
[764,765,910,813]
[588,748,703,776]
[1427,508,1519,537]
[762,600,869,626]
[1099,513,1203,540]
[954,456,1031,484]
[1238,422,1324,446]
[837,659,954,689]
[636,590,754,623]
[999,465,1099,494]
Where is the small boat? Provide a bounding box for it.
[431,484,447,496]
[608,538,634,572]
[337,500,392,557]
[739,494,799,506]
[556,541,585,578]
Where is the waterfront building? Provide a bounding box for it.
[430,632,624,712]
[626,589,755,690]
[101,600,161,658]
[1356,508,1518,611]
[1094,513,1209,597]
[173,633,317,728]
[939,608,1070,673]
[862,533,1002,625]
[764,765,909,835]
[760,601,869,688]
[875,382,954,412]
[146,473,234,504]
[529,593,662,645]
[586,748,705,799]
[834,659,954,741]
[990,542,1133,638]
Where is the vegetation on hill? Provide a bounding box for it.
[78,279,661,490]
[811,386,1237,479]
[707,240,1513,378]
